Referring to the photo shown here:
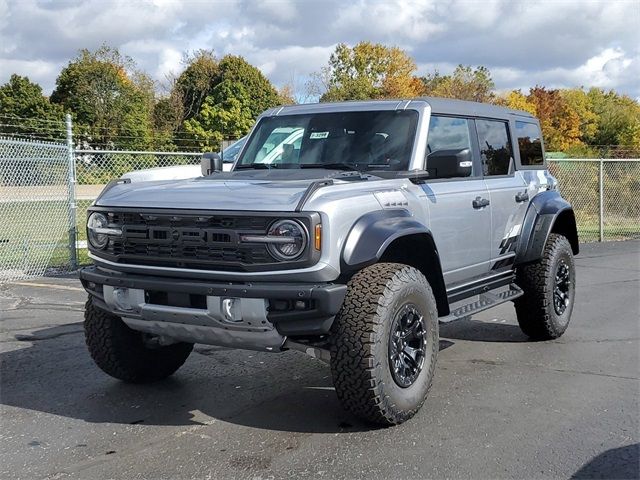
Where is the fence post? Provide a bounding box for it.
[66,113,78,270]
[599,159,604,242]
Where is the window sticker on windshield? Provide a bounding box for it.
[310,132,329,139]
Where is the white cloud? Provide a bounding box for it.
[0,0,638,100]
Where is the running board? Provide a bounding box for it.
[439,283,523,323]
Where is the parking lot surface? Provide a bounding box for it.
[1,241,638,479]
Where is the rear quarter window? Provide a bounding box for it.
[515,121,544,166]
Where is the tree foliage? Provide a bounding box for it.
[177,55,281,150]
[420,65,495,103]
[0,74,65,140]
[174,50,219,122]
[501,89,537,115]
[214,55,280,118]
[319,42,423,101]
[586,88,640,149]
[1,41,638,156]
[527,87,582,151]
[51,45,154,149]
[183,80,254,151]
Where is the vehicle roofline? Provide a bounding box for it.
[262,96,536,120]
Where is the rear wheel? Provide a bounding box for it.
[84,298,193,383]
[330,263,439,425]
[515,234,576,340]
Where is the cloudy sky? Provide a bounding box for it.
[1,0,638,101]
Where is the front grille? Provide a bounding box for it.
[98,210,277,271]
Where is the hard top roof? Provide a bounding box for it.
[267,97,536,120]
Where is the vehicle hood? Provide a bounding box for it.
[95,170,374,212]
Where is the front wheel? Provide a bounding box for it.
[515,233,576,340]
[84,298,193,383]
[330,263,439,425]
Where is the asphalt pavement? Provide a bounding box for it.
[1,241,638,479]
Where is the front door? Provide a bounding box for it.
[422,115,492,286]
[474,119,529,270]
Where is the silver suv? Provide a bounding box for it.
[80,98,579,425]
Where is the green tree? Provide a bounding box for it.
[420,65,495,102]
[183,81,254,151]
[174,50,219,122]
[214,55,280,118]
[0,74,65,140]
[587,88,640,152]
[318,42,423,101]
[51,45,154,149]
[177,54,281,150]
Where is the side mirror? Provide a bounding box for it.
[201,152,223,176]
[426,148,473,179]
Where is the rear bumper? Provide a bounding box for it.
[79,265,347,338]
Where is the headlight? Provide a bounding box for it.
[87,212,109,249]
[266,219,307,260]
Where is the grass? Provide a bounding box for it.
[0,199,92,278]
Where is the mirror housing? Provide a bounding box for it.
[426,148,473,179]
[201,152,223,176]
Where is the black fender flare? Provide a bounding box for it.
[341,209,448,315]
[515,190,579,265]
[342,210,430,269]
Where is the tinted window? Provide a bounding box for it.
[426,116,474,179]
[515,121,544,166]
[475,120,512,176]
[238,110,418,171]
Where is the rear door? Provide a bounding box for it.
[423,115,492,285]
[474,118,528,270]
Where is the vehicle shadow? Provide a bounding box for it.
[571,444,639,479]
[440,318,530,343]
[1,323,455,434]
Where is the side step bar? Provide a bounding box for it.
[439,283,524,323]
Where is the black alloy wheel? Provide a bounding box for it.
[554,260,571,315]
[389,303,427,388]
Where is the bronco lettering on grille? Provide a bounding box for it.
[122,226,235,245]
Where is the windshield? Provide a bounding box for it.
[236,110,418,171]
[221,136,246,163]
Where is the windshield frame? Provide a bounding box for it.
[235,107,423,173]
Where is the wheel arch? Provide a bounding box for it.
[515,190,579,265]
[341,210,449,316]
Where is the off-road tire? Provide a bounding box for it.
[330,263,439,425]
[84,298,193,383]
[515,233,576,340]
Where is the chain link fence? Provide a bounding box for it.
[548,159,640,243]
[1,133,638,282]
[0,137,74,282]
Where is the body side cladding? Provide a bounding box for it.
[341,209,449,316]
[515,190,579,265]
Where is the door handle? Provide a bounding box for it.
[515,191,529,203]
[472,197,490,209]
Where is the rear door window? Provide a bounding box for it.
[475,119,513,176]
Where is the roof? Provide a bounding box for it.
[418,96,535,119]
[267,97,536,121]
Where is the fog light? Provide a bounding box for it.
[112,287,133,311]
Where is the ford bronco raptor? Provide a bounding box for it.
[79,98,579,425]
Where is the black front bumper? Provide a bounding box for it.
[79,265,347,336]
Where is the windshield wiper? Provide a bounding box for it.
[300,163,360,171]
[235,163,271,169]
